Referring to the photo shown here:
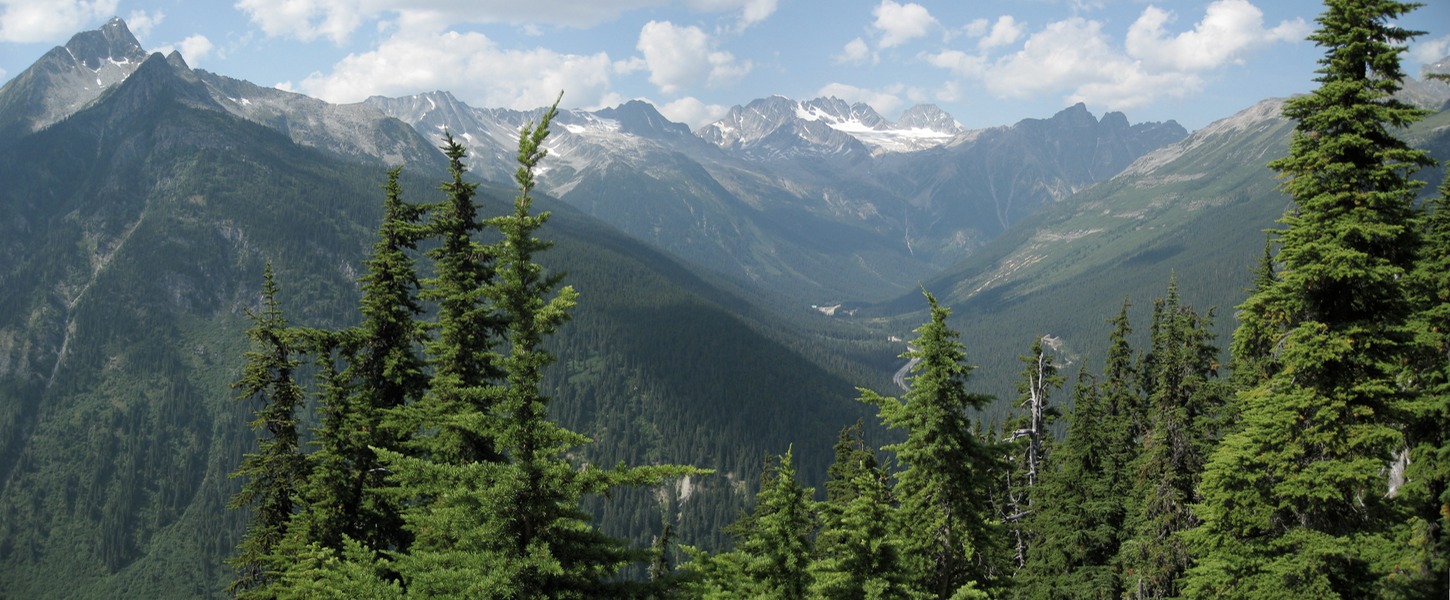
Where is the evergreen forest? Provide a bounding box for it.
[221,2,1450,597]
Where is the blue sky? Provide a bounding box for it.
[1,0,1447,130]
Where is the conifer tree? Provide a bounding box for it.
[1228,236,1280,392]
[1118,280,1225,599]
[1004,336,1062,570]
[290,169,427,555]
[860,292,1005,598]
[811,425,916,600]
[1015,304,1138,599]
[686,450,817,599]
[228,264,309,596]
[378,96,699,598]
[400,131,506,466]
[1185,1,1434,596]
[1015,373,1121,599]
[1395,173,1450,596]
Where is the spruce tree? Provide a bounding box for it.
[380,96,699,598]
[686,450,817,599]
[399,131,506,466]
[289,168,427,555]
[860,292,1005,598]
[811,425,916,600]
[1014,376,1121,599]
[1015,303,1138,599]
[228,264,309,596]
[1118,280,1225,599]
[1185,1,1433,596]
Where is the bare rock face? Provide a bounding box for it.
[0,17,149,137]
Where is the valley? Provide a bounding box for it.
[0,13,1448,599]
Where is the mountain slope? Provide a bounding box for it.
[369,92,1187,304]
[0,50,878,599]
[876,97,1450,405]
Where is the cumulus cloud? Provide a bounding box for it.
[0,0,117,43]
[872,0,937,49]
[154,34,215,65]
[636,20,749,95]
[927,1,1306,111]
[817,82,909,116]
[978,15,1023,51]
[836,37,871,64]
[657,96,731,128]
[1125,0,1308,71]
[297,29,621,110]
[125,9,163,42]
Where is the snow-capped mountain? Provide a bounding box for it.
[1,17,1193,303]
[696,95,967,158]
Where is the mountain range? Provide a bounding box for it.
[1,17,1448,599]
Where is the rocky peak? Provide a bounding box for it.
[67,17,147,71]
[0,17,151,136]
[592,100,692,138]
[896,104,961,134]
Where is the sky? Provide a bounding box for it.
[0,0,1447,131]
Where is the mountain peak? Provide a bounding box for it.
[68,17,146,71]
[0,17,151,135]
[896,104,962,134]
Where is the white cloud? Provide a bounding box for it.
[234,0,672,43]
[0,0,117,43]
[923,49,985,78]
[962,18,989,38]
[817,82,907,116]
[872,0,937,49]
[657,96,730,128]
[687,0,778,30]
[836,37,871,64]
[978,16,1023,51]
[923,1,1306,112]
[636,20,749,95]
[233,0,361,44]
[297,29,619,111]
[1411,34,1450,64]
[1125,0,1308,71]
[984,17,1202,110]
[0,66,6,80]
[125,9,163,42]
[154,34,215,65]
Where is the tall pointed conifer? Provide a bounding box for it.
[227,264,309,596]
[1186,1,1434,595]
[860,292,1005,598]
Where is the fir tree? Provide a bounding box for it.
[1118,279,1225,599]
[1014,304,1139,599]
[399,131,506,466]
[1185,1,1434,596]
[228,264,309,596]
[686,450,817,600]
[380,95,700,598]
[860,292,1005,598]
[811,425,917,600]
[290,168,427,555]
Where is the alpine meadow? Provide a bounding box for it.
[1,0,1449,598]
